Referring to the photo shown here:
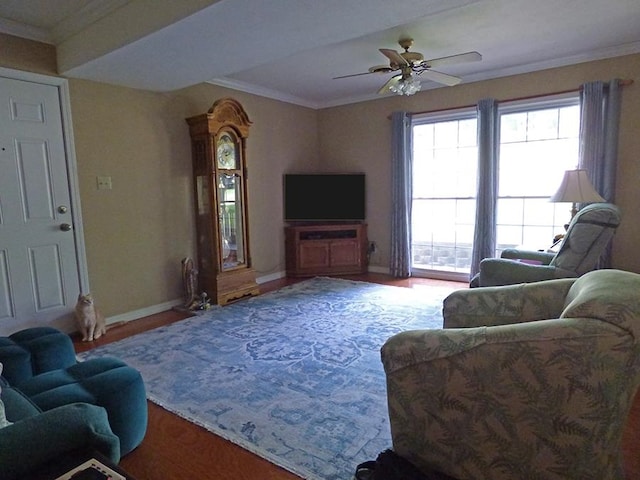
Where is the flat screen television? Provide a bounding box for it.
[283,173,365,223]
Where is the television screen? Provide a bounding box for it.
[283,173,365,222]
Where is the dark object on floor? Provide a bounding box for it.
[354,449,457,480]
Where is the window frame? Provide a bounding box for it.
[409,93,581,281]
[411,107,478,282]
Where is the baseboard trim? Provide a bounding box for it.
[368,265,390,274]
[105,272,287,326]
[256,271,286,284]
[106,298,184,326]
[107,268,388,326]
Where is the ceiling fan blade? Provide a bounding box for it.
[379,48,409,66]
[419,69,461,86]
[424,51,482,69]
[333,65,396,80]
[333,71,375,80]
[378,75,402,95]
[369,65,396,74]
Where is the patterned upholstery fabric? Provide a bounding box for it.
[381,269,640,480]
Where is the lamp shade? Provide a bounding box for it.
[550,169,605,203]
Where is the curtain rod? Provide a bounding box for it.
[403,78,634,118]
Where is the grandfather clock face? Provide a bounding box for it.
[216,133,237,169]
[216,131,245,270]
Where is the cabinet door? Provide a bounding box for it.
[329,240,360,266]
[299,242,330,269]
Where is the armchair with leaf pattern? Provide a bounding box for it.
[381,269,640,480]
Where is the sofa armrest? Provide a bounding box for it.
[0,403,120,480]
[443,278,575,328]
[477,258,569,287]
[500,248,555,264]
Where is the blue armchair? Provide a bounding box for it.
[471,203,621,287]
[0,327,148,479]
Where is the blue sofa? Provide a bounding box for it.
[0,327,147,479]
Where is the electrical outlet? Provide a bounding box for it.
[368,241,377,254]
[96,176,112,190]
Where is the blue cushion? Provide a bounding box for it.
[1,385,41,422]
[0,342,32,386]
[0,328,76,386]
[0,403,120,480]
[19,356,147,456]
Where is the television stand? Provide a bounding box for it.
[285,223,368,277]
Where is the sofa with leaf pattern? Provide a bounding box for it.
[381,268,640,480]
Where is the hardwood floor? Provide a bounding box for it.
[73,273,640,480]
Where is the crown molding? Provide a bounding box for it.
[461,41,640,88]
[0,0,128,44]
[0,17,51,43]
[206,78,321,110]
[213,41,640,110]
[51,0,130,43]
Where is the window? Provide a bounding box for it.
[411,94,580,280]
[496,98,580,254]
[411,109,477,279]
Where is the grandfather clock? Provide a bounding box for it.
[186,98,259,305]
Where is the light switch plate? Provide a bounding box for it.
[96,176,112,190]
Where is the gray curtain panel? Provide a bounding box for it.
[579,79,622,267]
[390,111,413,278]
[470,98,499,279]
[579,80,621,202]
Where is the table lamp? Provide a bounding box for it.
[550,169,605,221]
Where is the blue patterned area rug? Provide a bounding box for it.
[80,277,456,479]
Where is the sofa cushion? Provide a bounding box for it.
[18,356,148,456]
[1,386,41,422]
[0,341,32,386]
[0,403,120,480]
[1,363,40,423]
[0,327,76,386]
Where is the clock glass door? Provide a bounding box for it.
[216,132,245,270]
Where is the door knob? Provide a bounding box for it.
[60,223,72,232]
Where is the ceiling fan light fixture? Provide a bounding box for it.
[389,75,421,95]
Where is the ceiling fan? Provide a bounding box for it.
[335,38,482,95]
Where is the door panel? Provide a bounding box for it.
[0,76,80,334]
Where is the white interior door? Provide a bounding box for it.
[0,75,83,335]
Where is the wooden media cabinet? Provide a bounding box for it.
[285,223,368,277]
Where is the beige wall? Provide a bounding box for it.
[68,81,319,316]
[0,33,57,75]
[1,35,319,317]
[68,80,196,315]
[2,33,639,319]
[318,54,640,273]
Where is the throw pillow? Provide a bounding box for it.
[0,362,13,428]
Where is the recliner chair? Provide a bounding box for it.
[382,269,640,480]
[470,202,621,287]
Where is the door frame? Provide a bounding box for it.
[0,66,90,296]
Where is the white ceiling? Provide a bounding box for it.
[2,0,639,109]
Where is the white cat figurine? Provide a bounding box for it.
[74,293,107,342]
